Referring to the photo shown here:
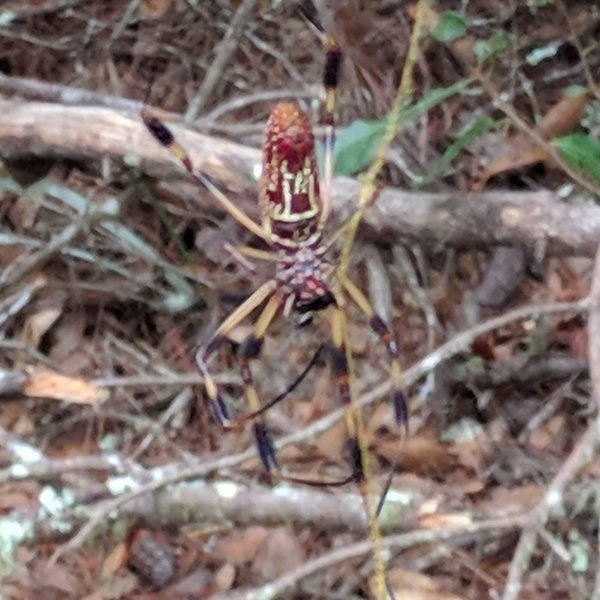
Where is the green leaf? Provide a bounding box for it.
[400,78,473,123]
[327,78,473,176]
[553,133,600,185]
[331,118,387,176]
[474,32,514,64]
[432,11,467,43]
[419,116,499,185]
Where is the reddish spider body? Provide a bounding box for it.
[142,89,407,468]
[141,32,408,598]
[262,103,334,313]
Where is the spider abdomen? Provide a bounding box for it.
[261,103,322,247]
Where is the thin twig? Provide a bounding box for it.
[50,297,586,562]
[555,0,600,99]
[0,0,86,20]
[0,208,99,292]
[501,420,599,600]
[502,241,600,599]
[184,0,259,123]
[0,275,46,329]
[475,68,600,198]
[200,89,315,123]
[111,0,143,43]
[0,73,147,112]
[0,424,146,484]
[212,515,526,600]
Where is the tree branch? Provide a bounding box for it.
[0,100,599,257]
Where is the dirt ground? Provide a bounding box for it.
[1,1,600,599]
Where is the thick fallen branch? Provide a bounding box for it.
[1,99,599,257]
[215,515,526,600]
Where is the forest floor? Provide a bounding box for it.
[0,1,600,599]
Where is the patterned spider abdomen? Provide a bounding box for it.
[260,103,322,247]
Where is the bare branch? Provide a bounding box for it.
[213,515,526,600]
[184,0,259,122]
[0,101,599,257]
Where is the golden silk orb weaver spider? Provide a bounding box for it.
[142,29,419,599]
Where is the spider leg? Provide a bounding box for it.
[236,290,287,472]
[141,109,270,243]
[330,294,387,599]
[341,275,408,430]
[195,280,277,440]
[233,245,279,262]
[320,34,342,225]
[233,343,324,422]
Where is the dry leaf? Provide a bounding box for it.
[139,0,172,18]
[474,91,589,189]
[214,563,236,592]
[379,568,468,600]
[101,542,129,579]
[419,512,472,529]
[537,92,590,139]
[34,563,80,594]
[379,435,456,477]
[252,528,304,580]
[387,569,439,591]
[482,483,542,515]
[529,415,565,451]
[22,306,62,350]
[474,144,547,190]
[215,526,269,565]
[23,367,108,404]
[0,484,36,511]
[418,495,443,516]
[315,418,347,461]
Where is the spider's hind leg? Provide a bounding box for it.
[341,275,408,430]
[195,280,282,471]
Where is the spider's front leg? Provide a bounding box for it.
[195,280,282,472]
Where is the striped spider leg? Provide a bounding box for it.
[142,34,407,600]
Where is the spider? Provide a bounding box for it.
[142,33,407,599]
